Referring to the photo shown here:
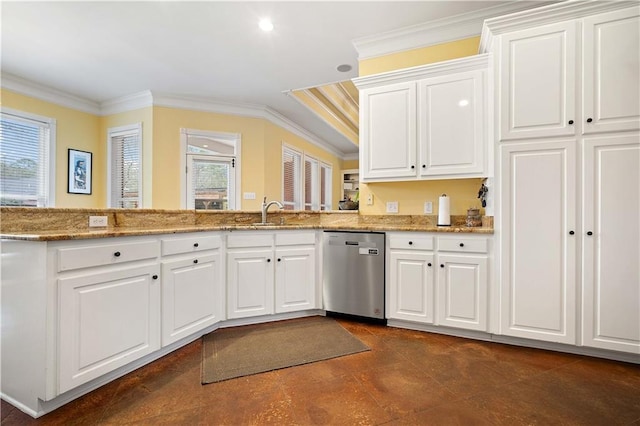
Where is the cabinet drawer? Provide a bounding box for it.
[438,237,488,253]
[58,240,160,272]
[161,234,222,256]
[227,233,273,248]
[388,234,434,250]
[275,232,316,246]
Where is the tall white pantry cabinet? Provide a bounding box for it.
[482,3,640,354]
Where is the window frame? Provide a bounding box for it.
[0,107,56,207]
[282,144,303,210]
[107,123,142,209]
[282,143,333,212]
[180,128,241,210]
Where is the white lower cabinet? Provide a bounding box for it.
[436,253,487,331]
[275,246,316,313]
[58,264,161,393]
[387,234,435,323]
[227,231,317,319]
[160,233,224,346]
[387,233,489,332]
[227,248,274,319]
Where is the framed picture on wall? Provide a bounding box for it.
[67,149,92,195]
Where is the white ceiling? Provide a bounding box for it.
[1,1,547,158]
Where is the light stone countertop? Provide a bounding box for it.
[0,208,493,241]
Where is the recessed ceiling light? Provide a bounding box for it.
[259,18,274,32]
[336,64,352,73]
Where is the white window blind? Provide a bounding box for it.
[108,124,141,208]
[320,163,332,210]
[0,110,54,207]
[282,146,302,210]
[187,155,235,210]
[304,156,319,211]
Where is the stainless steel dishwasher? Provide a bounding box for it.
[322,231,385,320]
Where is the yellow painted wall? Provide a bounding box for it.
[101,107,153,207]
[0,89,102,208]
[342,159,359,171]
[152,106,267,210]
[359,37,481,76]
[357,36,485,216]
[358,179,484,215]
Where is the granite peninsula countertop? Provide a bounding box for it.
[0,208,493,241]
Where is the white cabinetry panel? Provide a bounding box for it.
[418,70,485,176]
[499,21,577,140]
[161,253,222,346]
[275,247,316,313]
[227,249,274,319]
[360,82,417,179]
[58,264,160,393]
[582,134,640,353]
[437,254,487,331]
[388,251,435,323]
[500,141,576,344]
[583,8,640,134]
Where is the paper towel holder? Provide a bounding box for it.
[438,193,451,227]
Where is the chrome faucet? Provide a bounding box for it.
[261,197,284,224]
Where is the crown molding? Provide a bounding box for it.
[100,91,154,115]
[479,1,639,53]
[152,93,348,159]
[343,152,359,161]
[1,76,351,159]
[1,73,101,115]
[352,2,555,60]
[353,53,489,89]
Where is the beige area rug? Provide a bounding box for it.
[201,316,370,384]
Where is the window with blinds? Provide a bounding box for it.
[282,146,302,210]
[108,124,142,208]
[187,155,234,210]
[282,145,332,211]
[304,156,319,210]
[320,163,332,210]
[183,129,238,210]
[0,110,55,207]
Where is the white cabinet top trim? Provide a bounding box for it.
[353,54,489,90]
[479,1,639,53]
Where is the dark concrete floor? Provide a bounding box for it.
[2,318,640,425]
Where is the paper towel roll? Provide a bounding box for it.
[438,194,451,226]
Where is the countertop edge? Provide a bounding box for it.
[1,224,494,241]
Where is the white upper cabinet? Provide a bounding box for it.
[355,55,489,182]
[418,70,486,177]
[498,21,577,140]
[359,82,417,180]
[484,3,640,141]
[582,8,640,134]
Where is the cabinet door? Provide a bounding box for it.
[499,21,577,140]
[583,7,640,134]
[227,249,274,319]
[275,247,316,313]
[360,82,417,180]
[58,264,160,393]
[436,254,487,331]
[161,252,223,346]
[500,141,577,344]
[582,134,640,353]
[388,250,435,323]
[418,70,485,177]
